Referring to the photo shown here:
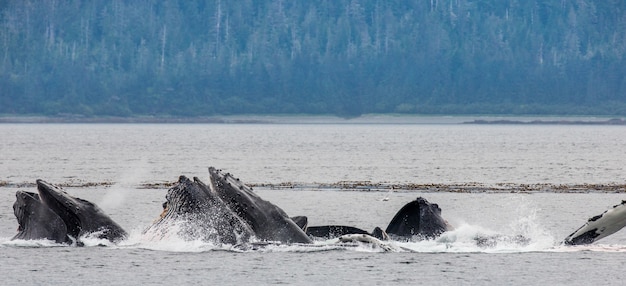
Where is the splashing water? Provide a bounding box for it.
[1,238,67,248]
[98,158,151,211]
[505,201,556,250]
[395,200,557,253]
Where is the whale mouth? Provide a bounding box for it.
[149,176,207,225]
[159,201,169,219]
[147,201,169,225]
[13,191,46,231]
[36,179,83,238]
[13,191,32,231]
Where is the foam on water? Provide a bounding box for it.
[394,222,554,253]
[121,215,560,254]
[2,228,626,254]
[79,230,119,247]
[1,238,67,248]
[122,223,223,252]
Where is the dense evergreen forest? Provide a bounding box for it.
[1,0,626,117]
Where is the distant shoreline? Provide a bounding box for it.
[464,118,626,125]
[0,115,262,124]
[1,115,624,125]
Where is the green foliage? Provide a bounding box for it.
[1,0,625,117]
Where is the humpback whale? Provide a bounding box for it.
[35,179,128,243]
[564,200,626,245]
[385,197,449,239]
[306,197,448,241]
[12,191,70,244]
[208,167,312,244]
[305,225,389,240]
[143,176,254,244]
[145,169,312,244]
[11,180,127,244]
[306,225,371,238]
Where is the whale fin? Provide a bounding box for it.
[564,200,626,245]
[338,234,395,252]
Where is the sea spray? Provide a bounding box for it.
[506,196,556,250]
[98,158,151,211]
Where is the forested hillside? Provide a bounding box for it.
[1,0,625,117]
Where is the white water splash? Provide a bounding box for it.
[396,204,557,253]
[98,158,151,211]
[1,238,66,248]
[79,232,117,247]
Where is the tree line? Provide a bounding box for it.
[1,0,626,117]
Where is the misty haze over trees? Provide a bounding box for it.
[1,0,625,117]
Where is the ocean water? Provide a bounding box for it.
[1,122,626,285]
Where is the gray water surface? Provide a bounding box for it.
[2,123,626,285]
[2,123,625,186]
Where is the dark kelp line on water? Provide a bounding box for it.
[254,182,626,193]
[2,180,626,193]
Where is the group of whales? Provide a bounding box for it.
[11,167,626,248]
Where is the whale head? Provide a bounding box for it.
[145,175,254,245]
[208,167,312,244]
[12,190,69,243]
[36,179,127,242]
[385,197,449,240]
